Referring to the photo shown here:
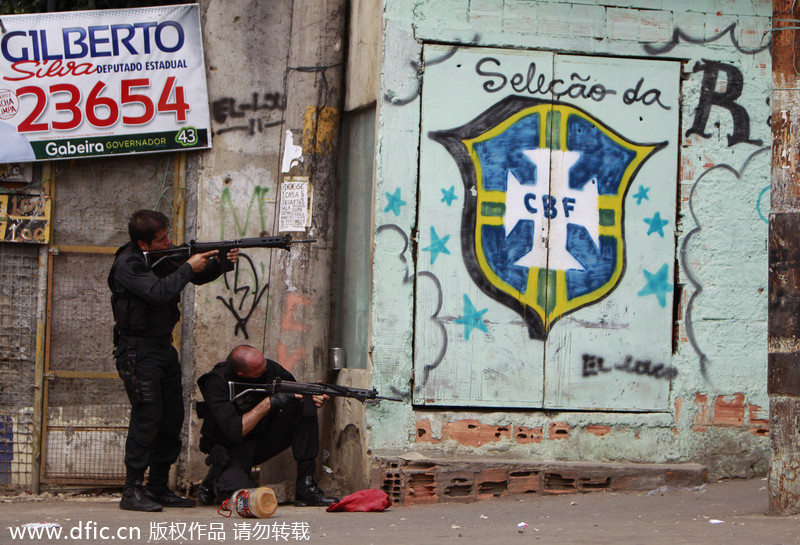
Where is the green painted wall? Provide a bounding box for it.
[367,0,771,478]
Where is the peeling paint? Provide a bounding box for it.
[281,129,304,173]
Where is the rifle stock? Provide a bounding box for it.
[229,379,403,404]
[144,235,315,268]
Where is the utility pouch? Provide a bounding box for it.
[114,345,142,405]
[138,380,159,404]
[111,294,148,332]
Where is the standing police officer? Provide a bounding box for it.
[109,209,238,512]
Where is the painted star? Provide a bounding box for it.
[384,188,406,216]
[422,226,451,265]
[637,264,673,308]
[441,185,458,206]
[633,185,650,205]
[454,294,488,340]
[644,211,669,237]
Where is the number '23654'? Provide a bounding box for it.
[16,76,189,132]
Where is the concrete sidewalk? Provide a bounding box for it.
[2,477,799,544]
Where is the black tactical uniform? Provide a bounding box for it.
[196,359,334,506]
[109,242,230,510]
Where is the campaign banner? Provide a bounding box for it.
[0,4,211,163]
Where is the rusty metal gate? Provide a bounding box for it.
[42,154,178,485]
[0,243,39,489]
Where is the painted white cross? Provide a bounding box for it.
[504,148,600,271]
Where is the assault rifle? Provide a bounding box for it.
[229,379,403,406]
[143,235,315,269]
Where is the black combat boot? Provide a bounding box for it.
[196,468,216,506]
[295,461,338,507]
[144,464,196,508]
[120,468,163,512]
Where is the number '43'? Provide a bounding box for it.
[175,127,198,146]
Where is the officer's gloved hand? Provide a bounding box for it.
[269,393,298,411]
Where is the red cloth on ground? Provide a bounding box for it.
[325,489,392,512]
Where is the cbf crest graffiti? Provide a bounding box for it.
[430,96,666,340]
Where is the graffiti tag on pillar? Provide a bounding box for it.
[430,96,665,339]
[216,253,268,339]
[212,92,286,136]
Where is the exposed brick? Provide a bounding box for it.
[549,422,570,440]
[578,476,612,491]
[476,468,508,500]
[694,393,712,426]
[749,403,769,425]
[439,471,474,502]
[415,419,440,443]
[444,419,481,447]
[476,467,507,482]
[405,472,438,506]
[544,472,577,494]
[749,426,769,437]
[586,425,611,436]
[609,475,639,491]
[373,462,404,505]
[508,470,541,495]
[514,425,543,444]
[713,393,746,427]
[372,456,706,505]
[748,403,769,436]
[481,424,511,444]
[680,155,695,182]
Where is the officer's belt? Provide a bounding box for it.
[117,334,173,348]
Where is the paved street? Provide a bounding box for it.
[2,477,799,544]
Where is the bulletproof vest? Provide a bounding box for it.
[108,243,182,339]
[196,362,275,450]
[197,364,240,450]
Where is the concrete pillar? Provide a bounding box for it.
[769,0,800,516]
[260,0,346,489]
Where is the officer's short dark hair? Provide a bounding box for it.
[128,209,170,244]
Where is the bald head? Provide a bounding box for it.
[227,345,267,378]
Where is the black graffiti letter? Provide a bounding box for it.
[685,60,762,147]
[475,57,507,93]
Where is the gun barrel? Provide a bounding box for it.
[227,380,402,403]
[374,395,404,402]
[145,236,316,268]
